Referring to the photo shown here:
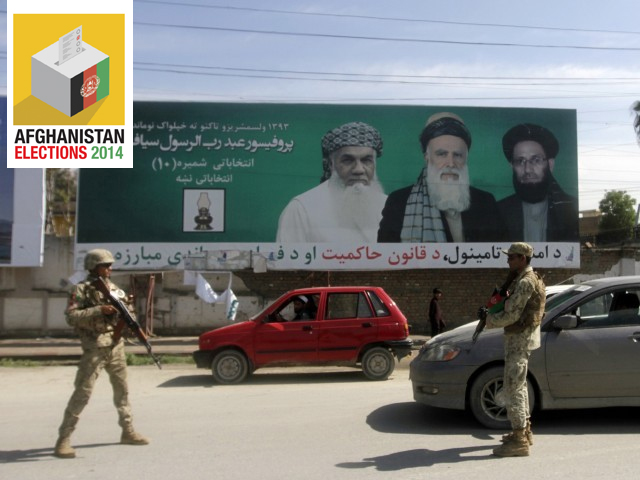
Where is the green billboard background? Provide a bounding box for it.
[78,102,577,245]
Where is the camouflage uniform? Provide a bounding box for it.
[54,249,148,459]
[486,265,545,430]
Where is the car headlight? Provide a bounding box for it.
[419,343,461,362]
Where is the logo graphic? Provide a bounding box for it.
[7,2,133,169]
[31,26,110,117]
[80,75,101,97]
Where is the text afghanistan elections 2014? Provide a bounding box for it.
[14,128,125,160]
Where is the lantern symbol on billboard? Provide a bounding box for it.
[194,192,213,230]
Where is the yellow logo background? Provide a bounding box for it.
[13,14,125,125]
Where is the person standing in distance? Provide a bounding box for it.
[428,288,446,336]
[479,242,545,457]
[54,249,149,459]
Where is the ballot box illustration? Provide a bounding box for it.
[31,36,109,117]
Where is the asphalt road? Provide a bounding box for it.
[2,363,639,480]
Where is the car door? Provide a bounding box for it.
[253,296,318,365]
[317,291,379,362]
[544,287,640,398]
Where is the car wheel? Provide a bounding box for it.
[469,366,535,429]
[361,347,395,381]
[211,350,249,384]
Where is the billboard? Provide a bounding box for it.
[1,97,46,267]
[75,102,579,270]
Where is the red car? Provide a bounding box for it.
[193,286,413,384]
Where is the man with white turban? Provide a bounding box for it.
[276,121,387,243]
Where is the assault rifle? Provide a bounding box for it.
[472,307,488,345]
[93,277,162,369]
[471,270,518,346]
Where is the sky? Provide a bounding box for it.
[2,0,640,212]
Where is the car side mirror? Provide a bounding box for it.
[553,314,578,330]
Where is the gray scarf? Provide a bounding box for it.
[400,168,447,242]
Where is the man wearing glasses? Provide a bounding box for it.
[497,123,578,242]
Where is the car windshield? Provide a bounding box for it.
[248,292,292,321]
[545,285,591,311]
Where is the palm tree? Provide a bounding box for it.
[633,101,640,145]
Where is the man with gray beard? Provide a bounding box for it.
[378,112,504,243]
[276,122,387,243]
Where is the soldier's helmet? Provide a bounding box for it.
[84,249,115,271]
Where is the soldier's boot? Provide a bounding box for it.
[54,414,78,459]
[121,427,150,445]
[493,428,529,457]
[501,419,533,446]
[54,436,76,459]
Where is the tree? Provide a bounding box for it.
[45,168,77,236]
[598,190,637,244]
[633,101,640,145]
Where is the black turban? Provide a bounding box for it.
[419,113,472,153]
[502,123,559,161]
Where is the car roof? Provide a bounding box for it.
[580,275,640,287]
[286,286,384,294]
[546,284,574,295]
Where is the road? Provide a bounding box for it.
[1,362,639,479]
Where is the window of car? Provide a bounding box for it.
[545,285,589,311]
[326,292,373,319]
[367,290,391,317]
[574,288,640,328]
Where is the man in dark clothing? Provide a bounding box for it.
[379,185,504,242]
[498,123,579,242]
[292,295,315,320]
[378,112,504,243]
[428,288,446,336]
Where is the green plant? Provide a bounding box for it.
[125,354,195,366]
[0,358,39,367]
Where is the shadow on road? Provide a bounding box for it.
[247,370,367,384]
[336,446,493,471]
[343,404,640,471]
[158,368,370,387]
[158,375,215,388]
[367,401,640,439]
[0,442,116,464]
[367,402,479,436]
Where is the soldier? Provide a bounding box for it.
[54,249,149,459]
[479,242,545,457]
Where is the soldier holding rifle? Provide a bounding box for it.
[54,249,151,459]
[477,242,545,457]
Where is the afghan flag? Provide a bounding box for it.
[486,288,509,314]
[69,57,109,116]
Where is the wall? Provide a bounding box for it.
[1,236,639,337]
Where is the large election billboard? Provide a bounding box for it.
[1,97,46,267]
[75,102,579,271]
